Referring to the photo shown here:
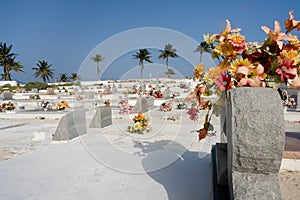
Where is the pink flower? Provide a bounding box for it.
[261,21,297,49]
[237,64,265,87]
[276,58,298,81]
[215,71,233,91]
[186,108,199,121]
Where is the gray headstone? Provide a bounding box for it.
[85,92,95,99]
[163,87,171,99]
[89,106,112,128]
[132,97,148,113]
[31,88,38,93]
[1,92,13,100]
[46,88,55,95]
[224,88,284,199]
[146,96,154,108]
[53,110,87,141]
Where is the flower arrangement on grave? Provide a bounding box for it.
[206,10,300,90]
[127,111,151,134]
[41,101,50,111]
[56,100,70,110]
[152,90,163,98]
[186,10,300,141]
[160,102,172,112]
[177,102,187,109]
[1,102,16,111]
[279,89,297,108]
[118,99,132,114]
[104,100,110,107]
[30,94,40,100]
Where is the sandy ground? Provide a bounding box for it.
[280,170,300,200]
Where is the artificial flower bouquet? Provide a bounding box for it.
[127,111,151,134]
[160,102,172,112]
[153,90,163,98]
[177,102,187,109]
[1,102,16,111]
[56,100,70,110]
[279,89,297,108]
[30,94,40,100]
[187,10,300,141]
[118,99,132,114]
[41,101,50,110]
[104,100,111,107]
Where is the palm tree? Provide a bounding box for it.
[158,43,178,78]
[132,49,153,79]
[32,60,54,83]
[0,42,24,81]
[59,73,69,82]
[193,42,211,64]
[70,73,80,81]
[90,54,104,81]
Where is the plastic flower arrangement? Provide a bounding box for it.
[118,99,132,114]
[41,101,50,110]
[279,89,297,108]
[127,111,151,134]
[187,10,300,141]
[104,100,111,107]
[1,102,16,111]
[177,102,187,109]
[152,90,163,98]
[203,10,300,90]
[56,100,70,110]
[160,102,172,112]
[30,94,40,100]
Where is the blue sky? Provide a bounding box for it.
[1,0,300,82]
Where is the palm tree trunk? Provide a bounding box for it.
[5,69,11,81]
[97,62,100,81]
[166,57,169,70]
[140,61,144,80]
[200,52,203,64]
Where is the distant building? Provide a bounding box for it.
[0,81,18,87]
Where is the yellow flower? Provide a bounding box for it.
[228,33,245,47]
[203,68,219,85]
[194,64,205,79]
[214,41,238,59]
[231,58,252,77]
[216,61,231,73]
[280,49,300,65]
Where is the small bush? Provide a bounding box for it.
[24,82,48,91]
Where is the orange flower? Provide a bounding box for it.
[194,64,205,79]
[284,10,300,33]
[261,21,297,49]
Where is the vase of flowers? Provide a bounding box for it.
[41,101,50,111]
[118,99,132,114]
[104,100,110,107]
[127,111,151,134]
[56,100,70,111]
[160,102,172,112]
[186,10,300,141]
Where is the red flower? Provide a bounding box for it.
[216,71,233,91]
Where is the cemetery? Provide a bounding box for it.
[0,77,299,199]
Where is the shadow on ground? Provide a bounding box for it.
[133,140,211,200]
